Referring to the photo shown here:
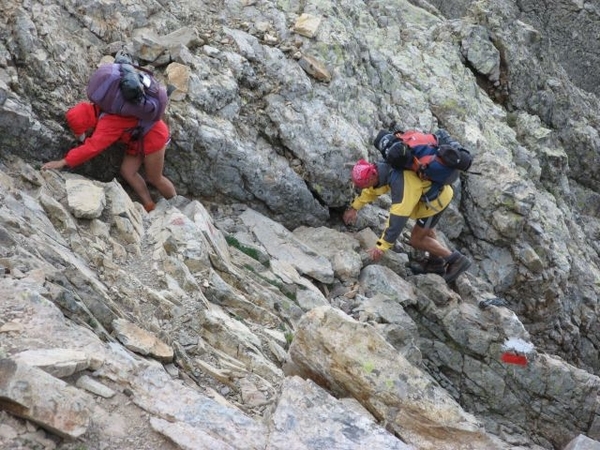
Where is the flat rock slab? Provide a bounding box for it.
[0,358,92,438]
[112,319,174,363]
[11,348,104,378]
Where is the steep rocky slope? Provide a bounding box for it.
[2,0,600,449]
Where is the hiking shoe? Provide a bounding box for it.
[423,257,445,275]
[408,257,446,276]
[443,254,471,283]
[407,259,427,275]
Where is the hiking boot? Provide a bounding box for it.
[407,259,427,275]
[408,257,445,276]
[423,257,445,275]
[443,254,471,283]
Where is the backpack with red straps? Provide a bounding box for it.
[373,127,473,186]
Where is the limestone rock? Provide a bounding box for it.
[75,375,116,399]
[112,319,174,363]
[270,376,414,449]
[240,208,334,284]
[65,178,106,219]
[165,62,191,102]
[288,306,506,450]
[564,434,600,450]
[0,359,92,439]
[297,54,331,82]
[293,14,322,38]
[10,348,103,378]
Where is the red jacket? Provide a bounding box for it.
[65,114,140,167]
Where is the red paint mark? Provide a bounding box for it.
[501,352,528,366]
[171,217,185,226]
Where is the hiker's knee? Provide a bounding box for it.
[119,166,132,180]
[120,163,141,181]
[146,172,164,187]
[408,233,423,249]
[409,226,431,249]
[120,155,143,179]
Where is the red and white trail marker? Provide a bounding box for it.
[501,337,535,366]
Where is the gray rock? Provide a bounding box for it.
[0,359,92,439]
[563,434,600,450]
[2,0,600,448]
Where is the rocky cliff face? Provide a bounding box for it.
[1,0,600,449]
[429,0,600,98]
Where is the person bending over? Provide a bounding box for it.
[343,159,471,283]
[42,102,176,212]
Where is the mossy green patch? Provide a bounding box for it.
[363,361,375,374]
[226,235,270,268]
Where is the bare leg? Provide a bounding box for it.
[120,153,154,207]
[143,147,176,199]
[408,224,452,259]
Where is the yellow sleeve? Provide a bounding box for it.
[350,186,390,210]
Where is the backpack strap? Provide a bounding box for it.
[420,182,447,212]
[410,154,437,179]
[389,167,401,184]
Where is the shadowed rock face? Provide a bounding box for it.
[428,0,600,98]
[1,0,600,449]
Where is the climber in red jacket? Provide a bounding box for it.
[42,102,176,212]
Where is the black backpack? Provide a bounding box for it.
[373,128,473,184]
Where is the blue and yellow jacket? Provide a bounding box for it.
[351,162,454,251]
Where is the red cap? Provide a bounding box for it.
[351,159,377,188]
[65,102,98,136]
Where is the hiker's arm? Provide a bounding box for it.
[42,159,67,170]
[350,187,385,210]
[344,188,380,225]
[377,212,409,251]
[344,186,389,225]
[63,116,126,167]
[373,169,411,251]
[364,211,408,261]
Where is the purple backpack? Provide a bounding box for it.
[86,63,168,136]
